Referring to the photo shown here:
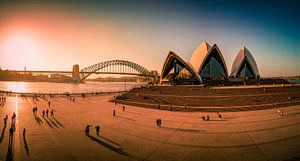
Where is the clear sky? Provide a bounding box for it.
[0,0,299,77]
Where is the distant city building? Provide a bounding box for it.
[160,41,260,85]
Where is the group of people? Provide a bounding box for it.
[84,105,129,135]
[85,124,101,136]
[2,113,15,133]
[277,108,284,116]
[202,115,210,121]
[32,107,38,113]
[32,106,55,117]
[42,109,55,117]
[112,105,127,116]
[69,97,75,102]
[4,113,27,143]
[202,112,222,121]
[0,96,6,106]
[32,95,38,101]
[156,119,162,126]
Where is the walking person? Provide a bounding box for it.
[46,109,49,117]
[217,112,222,119]
[122,106,125,111]
[95,125,100,136]
[206,115,210,121]
[23,128,26,137]
[9,126,14,135]
[42,110,45,117]
[12,112,16,121]
[4,114,8,124]
[113,109,116,116]
[156,119,162,127]
[48,101,51,107]
[85,125,91,135]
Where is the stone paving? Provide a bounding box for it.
[0,94,300,161]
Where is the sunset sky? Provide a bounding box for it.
[0,0,299,77]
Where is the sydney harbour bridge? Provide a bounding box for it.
[11,60,159,83]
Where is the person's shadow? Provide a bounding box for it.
[0,123,7,143]
[51,115,64,128]
[6,129,14,161]
[42,116,53,128]
[86,134,128,156]
[23,133,29,155]
[33,112,43,125]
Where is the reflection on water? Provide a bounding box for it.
[0,81,142,94]
[4,82,28,93]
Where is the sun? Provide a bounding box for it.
[0,32,39,70]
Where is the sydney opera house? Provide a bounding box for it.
[160,41,260,85]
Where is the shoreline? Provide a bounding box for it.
[0,90,124,96]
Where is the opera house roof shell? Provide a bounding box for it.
[161,51,202,83]
[160,41,260,84]
[230,47,260,79]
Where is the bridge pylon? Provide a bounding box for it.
[151,70,159,84]
[72,64,81,83]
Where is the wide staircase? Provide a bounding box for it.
[115,85,300,112]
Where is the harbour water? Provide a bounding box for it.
[0,81,143,94]
[289,80,300,84]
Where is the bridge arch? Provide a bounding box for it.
[79,60,152,82]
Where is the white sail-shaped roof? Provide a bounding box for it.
[161,51,202,83]
[189,41,211,72]
[230,46,260,78]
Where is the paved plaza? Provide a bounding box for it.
[0,94,300,161]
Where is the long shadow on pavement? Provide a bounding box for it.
[42,116,53,128]
[47,117,59,128]
[51,116,64,128]
[115,115,136,121]
[98,135,121,146]
[161,126,206,133]
[6,130,13,161]
[0,123,7,143]
[23,133,29,155]
[33,113,43,125]
[125,111,142,115]
[86,134,128,156]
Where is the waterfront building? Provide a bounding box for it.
[160,41,259,84]
[230,47,260,79]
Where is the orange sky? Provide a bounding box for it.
[0,2,299,77]
[0,5,160,72]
